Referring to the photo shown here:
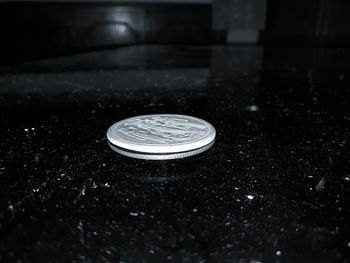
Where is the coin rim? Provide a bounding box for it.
[107,114,216,154]
[108,140,215,160]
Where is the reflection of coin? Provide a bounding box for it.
[107,114,216,159]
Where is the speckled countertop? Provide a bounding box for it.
[0,45,349,263]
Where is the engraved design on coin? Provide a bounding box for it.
[107,114,216,156]
[119,116,208,144]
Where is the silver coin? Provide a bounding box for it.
[107,114,216,159]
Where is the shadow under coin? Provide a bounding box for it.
[107,142,214,183]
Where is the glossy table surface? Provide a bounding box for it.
[0,45,349,262]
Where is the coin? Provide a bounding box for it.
[107,114,216,159]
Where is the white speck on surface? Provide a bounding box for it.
[348,242,350,248]
[315,177,326,191]
[77,221,83,231]
[246,195,254,200]
[149,249,154,254]
[24,128,29,132]
[246,105,259,112]
[8,204,14,211]
[276,251,282,256]
[130,212,138,216]
[193,208,198,212]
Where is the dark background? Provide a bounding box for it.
[2,0,350,65]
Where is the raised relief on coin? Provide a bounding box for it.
[118,115,208,144]
[107,114,216,158]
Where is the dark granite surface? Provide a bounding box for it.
[0,45,349,262]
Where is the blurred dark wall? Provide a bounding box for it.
[212,0,267,44]
[213,0,350,46]
[0,2,211,65]
[1,0,350,65]
[265,0,350,46]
